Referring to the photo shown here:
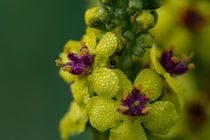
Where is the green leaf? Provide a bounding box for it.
[143,101,179,134]
[134,68,163,101]
[91,67,120,99]
[87,96,122,132]
[109,119,147,140]
[59,102,88,140]
[150,44,166,74]
[71,77,90,106]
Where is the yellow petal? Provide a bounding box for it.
[134,68,163,101]
[109,119,147,140]
[95,32,117,65]
[143,101,179,135]
[71,77,90,106]
[91,67,120,99]
[59,102,88,140]
[87,96,122,132]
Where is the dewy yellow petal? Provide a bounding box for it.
[134,68,163,101]
[109,119,147,140]
[96,32,117,57]
[59,102,88,140]
[95,32,117,65]
[71,77,90,106]
[64,40,81,53]
[87,96,122,132]
[82,33,97,54]
[91,67,120,99]
[113,69,133,99]
[143,101,179,135]
[59,69,76,83]
[86,27,102,37]
[59,53,76,83]
[85,7,102,27]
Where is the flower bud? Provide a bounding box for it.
[136,11,156,32]
[105,21,116,31]
[99,0,116,6]
[121,54,133,69]
[133,46,145,57]
[112,27,127,52]
[124,30,135,41]
[127,0,143,15]
[85,7,103,27]
[105,18,121,31]
[136,32,154,48]
[114,8,126,19]
[98,8,113,23]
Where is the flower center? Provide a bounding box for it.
[118,86,151,116]
[160,47,195,75]
[179,7,206,32]
[56,42,95,75]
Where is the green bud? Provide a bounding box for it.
[124,30,135,41]
[142,0,163,10]
[104,18,120,31]
[136,32,154,48]
[105,22,116,31]
[136,10,156,32]
[127,0,143,15]
[114,8,126,19]
[120,20,129,29]
[121,54,133,69]
[85,7,103,27]
[133,46,145,57]
[112,27,127,52]
[99,0,116,6]
[98,8,113,23]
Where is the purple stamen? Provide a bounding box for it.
[118,87,150,116]
[62,45,95,75]
[160,49,188,75]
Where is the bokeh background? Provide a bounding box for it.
[0,0,91,140]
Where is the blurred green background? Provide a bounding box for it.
[0,0,91,139]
